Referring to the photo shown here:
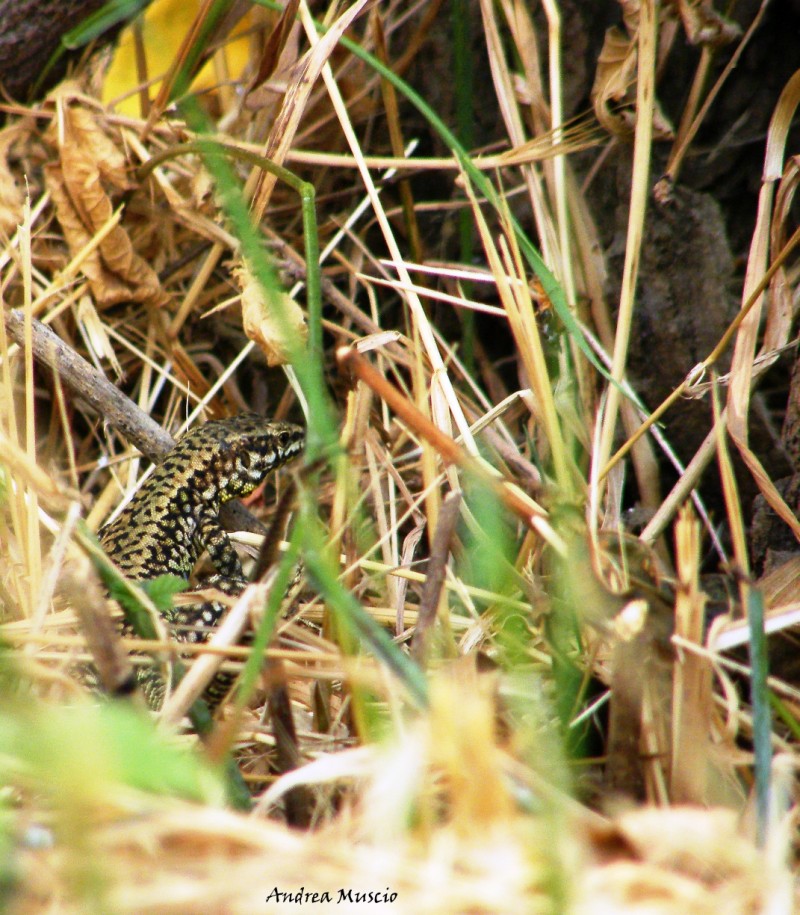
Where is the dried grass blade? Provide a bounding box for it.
[336,345,561,548]
[21,203,42,606]
[479,0,559,269]
[726,69,800,537]
[298,0,478,470]
[251,0,372,220]
[597,0,658,475]
[670,505,712,804]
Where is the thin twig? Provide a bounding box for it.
[411,490,461,663]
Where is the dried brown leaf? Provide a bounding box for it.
[673,0,742,47]
[44,94,168,308]
[592,26,638,136]
[54,103,130,191]
[45,162,165,308]
[591,26,674,140]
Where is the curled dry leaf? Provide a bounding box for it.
[622,0,740,46]
[43,90,168,308]
[592,26,637,136]
[672,0,742,47]
[591,26,674,140]
[597,1,739,140]
[237,263,307,366]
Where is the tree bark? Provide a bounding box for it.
[0,0,107,99]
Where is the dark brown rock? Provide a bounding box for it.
[605,153,738,462]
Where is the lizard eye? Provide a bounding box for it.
[240,451,252,470]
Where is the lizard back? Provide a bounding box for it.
[99,414,305,581]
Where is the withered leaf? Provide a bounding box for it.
[44,92,168,308]
[591,26,674,140]
[237,263,307,366]
[673,0,741,47]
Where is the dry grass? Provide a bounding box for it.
[0,0,799,911]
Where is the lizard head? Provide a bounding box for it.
[192,413,305,503]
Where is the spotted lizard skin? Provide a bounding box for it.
[99,413,304,706]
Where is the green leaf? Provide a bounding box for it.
[62,0,150,50]
[140,575,189,614]
[0,697,225,804]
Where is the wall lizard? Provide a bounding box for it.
[99,413,304,707]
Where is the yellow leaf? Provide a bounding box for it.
[102,0,254,116]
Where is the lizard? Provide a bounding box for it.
[98,413,305,708]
